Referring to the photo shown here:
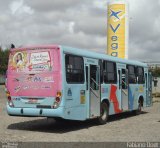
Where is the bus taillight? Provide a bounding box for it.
[8,100,14,107]
[6,91,10,97]
[55,97,60,103]
[7,96,14,107]
[8,96,11,101]
[53,91,62,108]
[56,91,62,98]
[6,91,14,107]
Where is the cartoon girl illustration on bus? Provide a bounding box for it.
[16,53,23,67]
[9,51,28,71]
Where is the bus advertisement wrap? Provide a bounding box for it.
[6,45,152,124]
[107,1,128,59]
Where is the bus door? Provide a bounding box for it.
[120,69,129,110]
[146,72,152,106]
[87,64,100,118]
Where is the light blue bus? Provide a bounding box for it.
[6,45,152,124]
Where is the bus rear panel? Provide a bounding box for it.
[6,46,64,117]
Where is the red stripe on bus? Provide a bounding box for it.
[110,84,122,113]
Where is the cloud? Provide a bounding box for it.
[129,0,160,60]
[68,21,75,34]
[25,0,91,12]
[0,0,160,61]
[10,0,34,15]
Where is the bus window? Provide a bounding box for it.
[99,60,103,84]
[137,67,145,84]
[122,69,125,89]
[65,54,84,83]
[127,65,136,84]
[86,66,88,90]
[103,61,117,84]
[90,65,99,90]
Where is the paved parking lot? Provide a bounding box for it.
[0,85,160,142]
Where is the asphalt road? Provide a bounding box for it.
[0,85,160,142]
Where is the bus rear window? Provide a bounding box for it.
[8,49,53,73]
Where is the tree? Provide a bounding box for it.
[0,49,10,75]
[150,67,160,77]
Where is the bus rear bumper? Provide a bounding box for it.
[7,105,64,118]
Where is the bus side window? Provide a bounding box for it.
[118,70,121,89]
[127,65,136,84]
[86,66,88,90]
[99,60,103,84]
[103,61,117,84]
[65,54,84,83]
[145,73,147,88]
[90,65,99,90]
[122,69,128,89]
[122,69,127,89]
[137,67,145,84]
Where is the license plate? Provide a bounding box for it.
[28,98,38,104]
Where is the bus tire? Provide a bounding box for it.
[97,102,109,125]
[135,101,142,115]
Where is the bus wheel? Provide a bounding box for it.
[135,102,142,115]
[97,102,109,125]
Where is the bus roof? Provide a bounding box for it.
[10,45,60,51]
[61,46,148,68]
[10,44,147,68]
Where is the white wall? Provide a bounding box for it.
[152,77,160,93]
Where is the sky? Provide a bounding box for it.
[0,0,160,61]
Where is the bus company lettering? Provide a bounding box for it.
[109,9,123,57]
[107,4,126,58]
[110,24,120,57]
